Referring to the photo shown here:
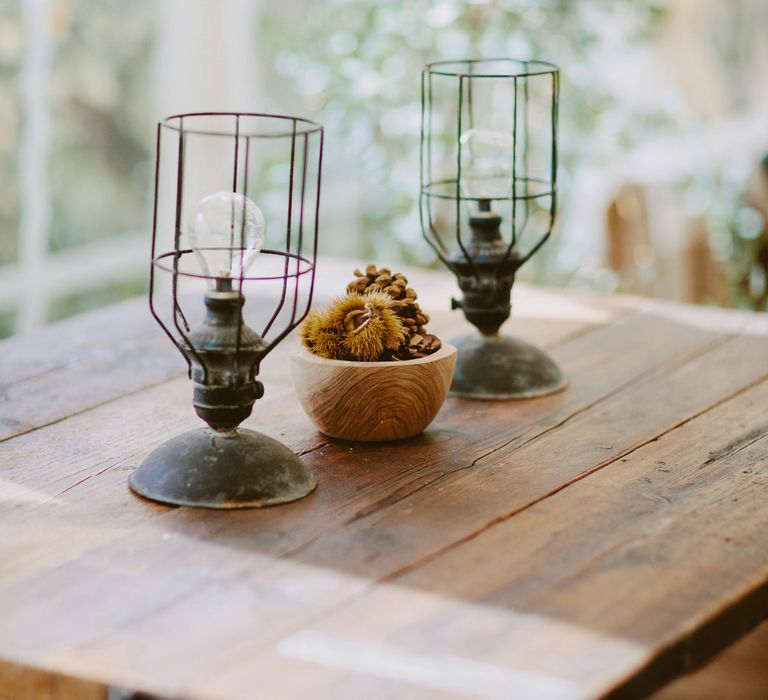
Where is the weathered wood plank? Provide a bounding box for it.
[2,280,767,700]
[0,297,152,386]
[0,312,758,698]
[245,377,768,700]
[286,333,768,583]
[0,381,331,589]
[0,302,614,603]
[0,299,182,441]
[0,300,598,494]
[0,295,309,443]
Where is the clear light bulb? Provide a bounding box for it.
[188,192,266,283]
[459,128,514,202]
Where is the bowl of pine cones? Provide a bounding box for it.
[290,264,456,441]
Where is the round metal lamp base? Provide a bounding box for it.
[129,428,317,509]
[449,333,567,400]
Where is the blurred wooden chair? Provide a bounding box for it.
[605,183,727,305]
[651,620,768,700]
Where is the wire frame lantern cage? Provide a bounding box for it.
[129,112,323,508]
[420,58,566,399]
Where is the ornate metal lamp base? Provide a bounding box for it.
[449,333,567,400]
[129,428,317,509]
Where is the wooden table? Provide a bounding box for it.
[1,270,768,700]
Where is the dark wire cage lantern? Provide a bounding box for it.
[420,59,566,399]
[129,112,323,508]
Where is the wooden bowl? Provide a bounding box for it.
[289,344,457,441]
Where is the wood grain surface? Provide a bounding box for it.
[289,344,457,441]
[1,272,767,700]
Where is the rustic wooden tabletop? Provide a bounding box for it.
[1,268,768,700]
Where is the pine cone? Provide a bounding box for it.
[346,264,442,360]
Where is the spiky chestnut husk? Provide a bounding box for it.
[301,291,405,362]
[301,313,348,359]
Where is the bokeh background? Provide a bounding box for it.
[1,0,767,337]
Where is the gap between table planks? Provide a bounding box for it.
[0,294,764,696]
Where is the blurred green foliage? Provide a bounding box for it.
[0,7,21,266]
[0,1,155,335]
[0,309,15,339]
[259,0,668,270]
[8,0,764,337]
[48,0,156,252]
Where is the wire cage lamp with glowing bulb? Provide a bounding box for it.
[420,58,566,399]
[129,112,323,508]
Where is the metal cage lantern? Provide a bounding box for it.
[420,59,566,399]
[129,112,323,508]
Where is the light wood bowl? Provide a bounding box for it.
[290,344,457,441]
